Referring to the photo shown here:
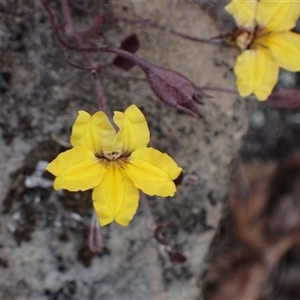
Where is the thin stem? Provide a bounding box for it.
[101,47,149,69]
[40,3,147,71]
[56,31,150,70]
[43,1,236,104]
[61,0,73,35]
[69,2,226,46]
[41,2,151,89]
[62,50,111,72]
[48,25,150,71]
[77,15,103,39]
[44,0,111,116]
[140,193,187,263]
[41,0,61,30]
[107,15,225,45]
[61,0,92,65]
[200,86,238,95]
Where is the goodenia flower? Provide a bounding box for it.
[226,0,300,100]
[46,105,182,227]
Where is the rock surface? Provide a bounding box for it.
[0,1,252,299]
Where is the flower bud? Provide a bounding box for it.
[141,64,209,117]
[88,212,104,254]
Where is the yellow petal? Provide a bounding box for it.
[46,147,105,191]
[70,110,116,154]
[261,31,300,72]
[225,0,257,30]
[113,104,150,154]
[124,147,182,197]
[234,47,279,100]
[92,163,139,226]
[256,0,300,32]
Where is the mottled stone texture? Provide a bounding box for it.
[0,1,252,299]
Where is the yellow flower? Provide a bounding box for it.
[46,105,182,227]
[226,0,300,100]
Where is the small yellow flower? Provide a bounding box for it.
[46,105,182,227]
[226,0,300,100]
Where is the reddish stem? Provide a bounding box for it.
[42,0,111,116]
[42,1,149,84]
[62,51,112,72]
[200,85,238,95]
[108,15,224,45]
[61,0,111,116]
[69,2,225,46]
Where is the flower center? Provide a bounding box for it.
[95,151,130,168]
[236,31,252,51]
[104,152,122,160]
[229,25,267,52]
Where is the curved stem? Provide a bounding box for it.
[62,51,111,72]
[61,0,111,116]
[69,2,227,46]
[107,15,226,45]
[42,0,111,116]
